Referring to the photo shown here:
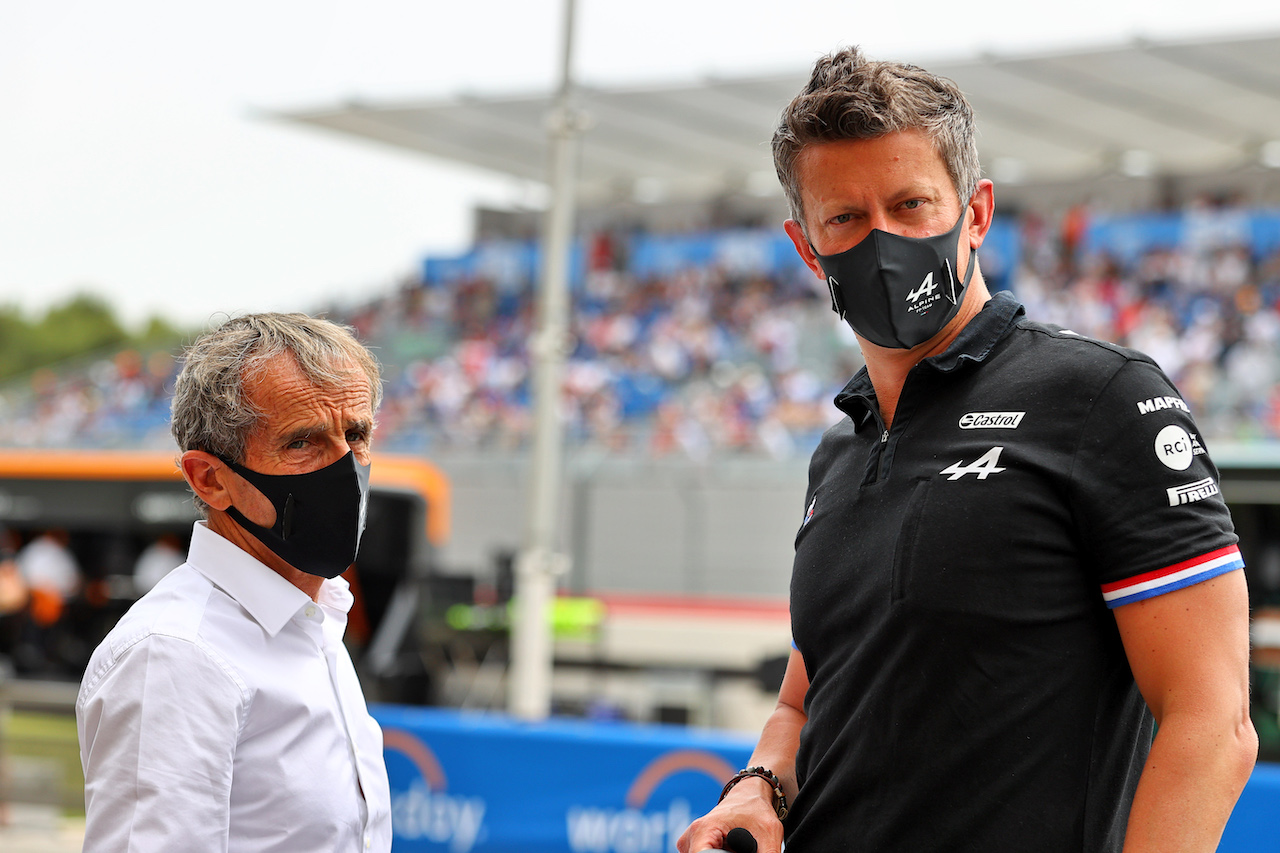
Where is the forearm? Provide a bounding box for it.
[746,700,805,804]
[677,684,807,853]
[1122,710,1257,853]
[1114,572,1256,852]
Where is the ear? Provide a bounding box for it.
[784,219,827,281]
[180,450,234,512]
[966,179,995,250]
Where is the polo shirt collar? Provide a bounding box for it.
[185,521,350,637]
[922,290,1024,374]
[834,292,1025,429]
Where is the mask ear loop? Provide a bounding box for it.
[946,242,980,305]
[946,197,979,305]
[826,275,847,320]
[810,241,848,320]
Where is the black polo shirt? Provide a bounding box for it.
[787,292,1242,852]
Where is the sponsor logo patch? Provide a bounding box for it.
[940,446,1006,480]
[1137,395,1190,415]
[1167,477,1219,506]
[800,495,816,530]
[959,411,1025,429]
[1154,425,1195,470]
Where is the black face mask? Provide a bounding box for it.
[220,451,371,579]
[812,207,976,349]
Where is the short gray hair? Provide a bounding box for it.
[171,312,382,468]
[773,46,981,231]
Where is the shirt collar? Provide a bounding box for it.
[921,290,1024,373]
[185,521,352,637]
[834,291,1025,429]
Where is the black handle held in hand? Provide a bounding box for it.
[693,826,758,853]
[724,827,757,853]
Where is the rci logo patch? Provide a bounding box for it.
[384,729,487,853]
[565,749,737,853]
[1154,425,1195,471]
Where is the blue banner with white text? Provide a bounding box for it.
[372,705,753,853]
[371,705,1279,853]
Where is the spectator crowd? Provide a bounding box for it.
[3,199,1280,459]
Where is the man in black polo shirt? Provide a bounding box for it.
[679,47,1256,853]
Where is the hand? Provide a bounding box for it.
[677,780,782,853]
[691,828,758,853]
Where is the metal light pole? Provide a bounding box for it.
[509,0,581,721]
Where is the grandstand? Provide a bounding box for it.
[4,31,1280,582]
[4,29,1280,724]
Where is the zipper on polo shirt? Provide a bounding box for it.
[867,365,932,485]
[875,429,890,481]
[876,428,891,482]
[860,418,890,486]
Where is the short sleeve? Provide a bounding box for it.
[78,633,245,852]
[1069,357,1242,608]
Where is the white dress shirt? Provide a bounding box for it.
[77,522,392,853]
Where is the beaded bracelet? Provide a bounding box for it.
[719,766,789,820]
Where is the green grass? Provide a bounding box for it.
[2,711,84,813]
[7,711,78,742]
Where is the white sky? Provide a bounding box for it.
[2,0,1279,328]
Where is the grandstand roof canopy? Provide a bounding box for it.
[282,32,1280,205]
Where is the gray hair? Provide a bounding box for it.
[772,46,981,232]
[171,312,382,471]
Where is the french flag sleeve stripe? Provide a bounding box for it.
[1101,545,1244,608]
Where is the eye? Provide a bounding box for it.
[901,198,925,210]
[831,213,853,225]
[346,428,369,445]
[287,438,309,450]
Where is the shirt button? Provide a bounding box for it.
[304,605,318,619]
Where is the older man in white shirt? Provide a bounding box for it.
[77,313,392,853]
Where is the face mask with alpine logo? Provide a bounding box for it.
[220,450,371,579]
[811,205,976,349]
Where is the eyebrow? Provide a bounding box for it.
[277,416,372,446]
[279,425,319,446]
[812,183,943,214]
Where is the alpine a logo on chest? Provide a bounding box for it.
[958,411,1025,429]
[940,446,1006,480]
